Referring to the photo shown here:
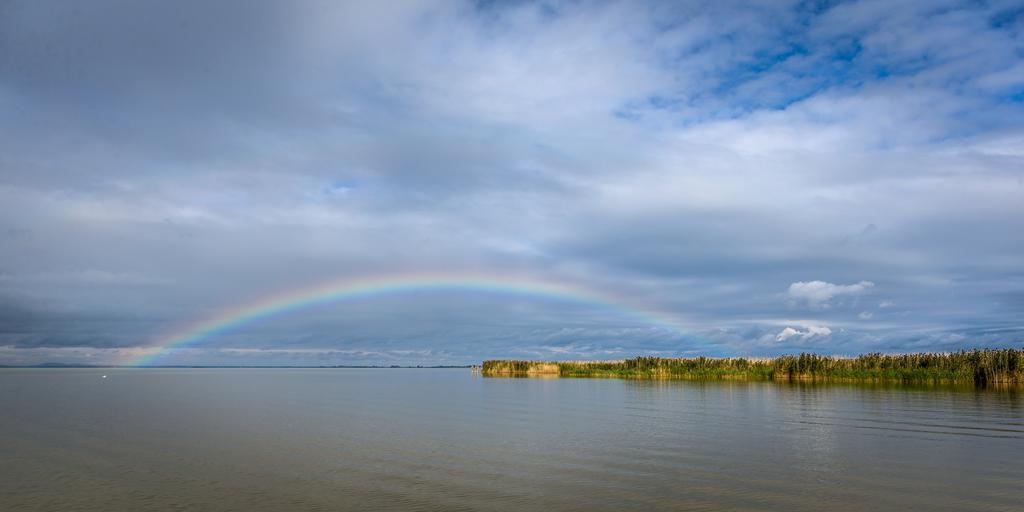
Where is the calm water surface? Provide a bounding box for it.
[2,368,1022,511]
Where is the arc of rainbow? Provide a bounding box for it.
[128,273,702,366]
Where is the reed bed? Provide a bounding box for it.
[482,349,1024,386]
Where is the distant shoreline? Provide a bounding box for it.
[482,349,1024,386]
[0,364,473,369]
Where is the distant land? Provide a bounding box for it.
[0,363,473,369]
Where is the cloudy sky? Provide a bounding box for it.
[1,0,1022,366]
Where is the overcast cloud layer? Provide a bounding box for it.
[1,0,1022,365]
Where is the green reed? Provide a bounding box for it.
[482,349,1024,385]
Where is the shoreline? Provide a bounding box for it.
[481,349,1024,386]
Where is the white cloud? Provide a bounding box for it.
[775,325,833,342]
[775,327,800,341]
[788,280,875,309]
[779,325,832,341]
[858,311,873,320]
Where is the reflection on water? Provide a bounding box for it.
[2,368,1021,511]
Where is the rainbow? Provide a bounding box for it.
[127,273,699,366]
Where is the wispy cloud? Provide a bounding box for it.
[788,281,875,309]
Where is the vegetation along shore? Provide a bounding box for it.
[482,349,1024,386]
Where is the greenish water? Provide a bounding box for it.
[1,368,1022,511]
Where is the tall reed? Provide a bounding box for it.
[481,349,1024,385]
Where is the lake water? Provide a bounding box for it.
[2,368,1022,511]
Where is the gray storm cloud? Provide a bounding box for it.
[1,0,1022,365]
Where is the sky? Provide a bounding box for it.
[1,0,1023,366]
